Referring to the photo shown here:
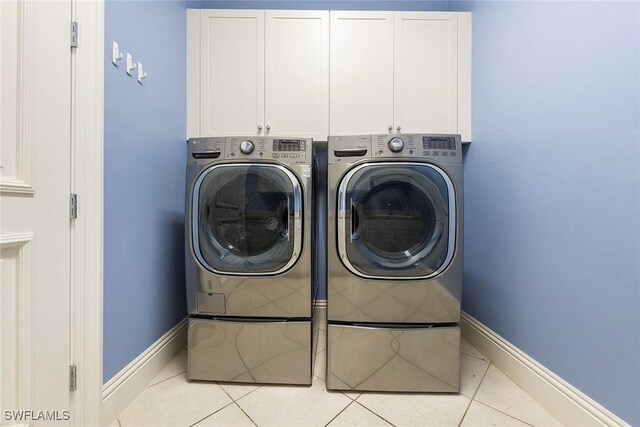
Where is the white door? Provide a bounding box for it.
[329,11,394,135]
[265,10,329,141]
[1,0,72,424]
[394,12,458,135]
[200,10,265,137]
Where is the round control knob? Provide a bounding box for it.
[388,137,404,153]
[239,140,255,154]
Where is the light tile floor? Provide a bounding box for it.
[113,311,563,427]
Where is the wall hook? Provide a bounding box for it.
[112,41,123,66]
[126,53,136,75]
[137,62,148,84]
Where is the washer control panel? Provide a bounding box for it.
[226,136,311,165]
[188,136,312,165]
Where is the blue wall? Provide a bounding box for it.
[451,1,640,424]
[104,0,188,382]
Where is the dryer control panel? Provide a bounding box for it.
[371,134,461,163]
[328,134,462,164]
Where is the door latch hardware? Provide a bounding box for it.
[71,21,78,48]
[69,365,77,391]
[70,193,78,219]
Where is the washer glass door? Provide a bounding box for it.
[193,164,302,275]
[338,162,455,279]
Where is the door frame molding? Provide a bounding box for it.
[70,1,104,425]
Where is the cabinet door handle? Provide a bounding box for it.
[266,125,271,131]
[388,125,393,132]
[396,125,401,132]
[257,125,263,131]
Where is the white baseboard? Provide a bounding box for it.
[101,318,187,427]
[461,312,629,427]
[100,307,626,426]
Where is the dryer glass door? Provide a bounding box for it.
[192,164,302,275]
[338,162,455,279]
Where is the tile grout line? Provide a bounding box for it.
[218,382,236,402]
[323,399,355,427]
[188,401,236,427]
[189,382,262,427]
[472,400,536,427]
[224,382,264,426]
[354,400,396,426]
[338,389,361,401]
[146,369,187,389]
[457,359,492,427]
[235,401,260,427]
[460,350,488,362]
[219,382,263,403]
[473,365,554,426]
[234,384,264,402]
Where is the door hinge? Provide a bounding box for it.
[71,21,78,48]
[70,193,78,219]
[69,365,77,392]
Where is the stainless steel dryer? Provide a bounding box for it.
[185,136,318,385]
[326,134,463,393]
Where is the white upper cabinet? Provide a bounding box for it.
[188,9,329,139]
[329,11,394,136]
[330,11,471,141]
[188,10,471,142]
[394,12,458,135]
[199,10,265,137]
[265,11,329,141]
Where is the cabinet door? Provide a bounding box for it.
[200,10,264,136]
[265,11,329,141]
[330,11,394,135]
[394,12,458,135]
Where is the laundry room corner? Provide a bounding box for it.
[450,1,640,425]
[102,0,192,423]
[96,1,638,426]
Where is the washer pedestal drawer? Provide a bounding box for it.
[326,324,460,392]
[188,317,316,385]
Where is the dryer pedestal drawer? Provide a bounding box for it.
[326,324,460,392]
[188,318,315,385]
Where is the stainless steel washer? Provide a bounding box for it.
[185,136,318,385]
[326,134,464,392]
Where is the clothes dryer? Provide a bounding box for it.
[326,134,463,392]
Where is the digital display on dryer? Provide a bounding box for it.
[422,136,456,150]
[273,139,305,152]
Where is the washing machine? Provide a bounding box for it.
[185,136,318,385]
[326,134,463,392]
